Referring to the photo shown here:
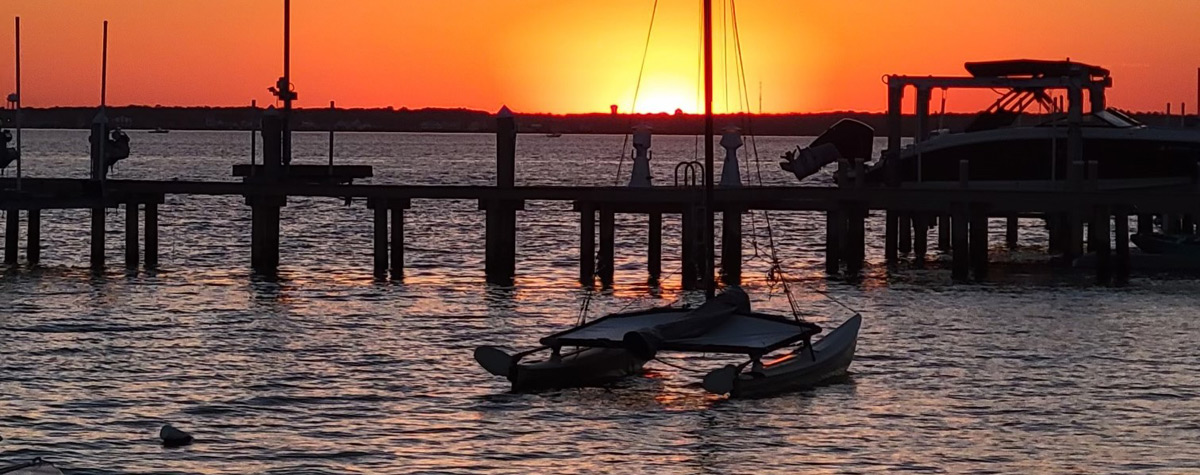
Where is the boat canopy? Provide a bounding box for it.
[541,307,821,355]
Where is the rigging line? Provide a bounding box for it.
[614,0,661,185]
[729,0,802,319]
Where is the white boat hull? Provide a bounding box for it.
[718,314,861,399]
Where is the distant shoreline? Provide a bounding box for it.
[2,106,1195,136]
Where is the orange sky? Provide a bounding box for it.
[1,1,1198,113]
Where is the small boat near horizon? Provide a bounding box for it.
[544,132,562,138]
[148,127,169,134]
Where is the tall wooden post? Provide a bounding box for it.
[845,205,865,275]
[373,200,388,277]
[952,204,969,281]
[144,201,158,268]
[26,209,39,266]
[969,205,989,280]
[4,211,18,265]
[898,214,912,255]
[579,204,595,286]
[90,208,105,270]
[825,208,842,275]
[390,205,405,276]
[486,107,519,285]
[125,202,139,268]
[1114,210,1130,284]
[1006,215,1019,248]
[598,208,615,286]
[681,207,698,289]
[721,209,742,285]
[1094,206,1112,284]
[913,214,928,267]
[938,215,951,251]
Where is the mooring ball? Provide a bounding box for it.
[159,424,194,447]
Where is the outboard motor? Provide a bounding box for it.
[779,119,874,182]
[1,129,16,170]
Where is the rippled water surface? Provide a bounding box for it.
[2,130,1198,474]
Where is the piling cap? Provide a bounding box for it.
[720,126,743,149]
[633,125,652,148]
[497,105,513,118]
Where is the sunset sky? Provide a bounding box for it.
[1,1,1198,114]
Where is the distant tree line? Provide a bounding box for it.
[0,106,1195,136]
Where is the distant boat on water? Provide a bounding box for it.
[544,132,562,138]
[149,127,169,134]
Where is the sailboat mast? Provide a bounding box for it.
[703,0,715,299]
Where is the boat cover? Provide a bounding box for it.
[542,307,821,355]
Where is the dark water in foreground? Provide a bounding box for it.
[1,131,1198,474]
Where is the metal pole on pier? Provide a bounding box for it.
[281,0,292,167]
[250,99,257,175]
[702,0,715,299]
[14,16,21,191]
[328,100,335,174]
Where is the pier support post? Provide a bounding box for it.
[1115,210,1130,284]
[391,204,405,276]
[1006,215,1019,249]
[578,204,595,286]
[898,214,912,255]
[681,206,700,289]
[482,200,520,286]
[249,196,284,273]
[145,202,158,268]
[721,209,742,285]
[1165,214,1181,234]
[373,201,388,277]
[952,204,969,281]
[845,205,866,275]
[26,209,40,266]
[884,211,899,263]
[938,215,951,251]
[648,212,662,279]
[90,208,105,270]
[4,211,18,265]
[598,208,615,286]
[1094,207,1112,284]
[825,208,842,275]
[125,202,139,269]
[913,214,928,267]
[969,206,989,280]
[1137,213,1153,235]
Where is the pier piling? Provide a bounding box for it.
[952,204,969,281]
[125,203,138,268]
[578,204,595,286]
[1114,210,1130,284]
[1094,206,1112,284]
[1006,215,1018,248]
[373,201,388,276]
[598,208,615,286]
[938,215,951,251]
[721,210,742,285]
[969,205,989,280]
[391,205,404,276]
[845,206,866,275]
[145,202,158,268]
[26,209,39,265]
[90,208,105,269]
[825,208,842,275]
[681,207,700,288]
[898,214,912,255]
[4,211,17,264]
[913,214,928,266]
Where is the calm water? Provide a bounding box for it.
[1,130,1198,474]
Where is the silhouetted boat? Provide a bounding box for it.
[544,132,562,138]
[781,60,1200,188]
[1131,232,1200,256]
[148,127,169,134]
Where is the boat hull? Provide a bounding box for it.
[509,347,647,392]
[1130,233,1200,255]
[728,314,860,399]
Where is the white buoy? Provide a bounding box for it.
[159,424,193,447]
[629,126,652,187]
[719,127,743,187]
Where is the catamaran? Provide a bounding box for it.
[474,0,861,398]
